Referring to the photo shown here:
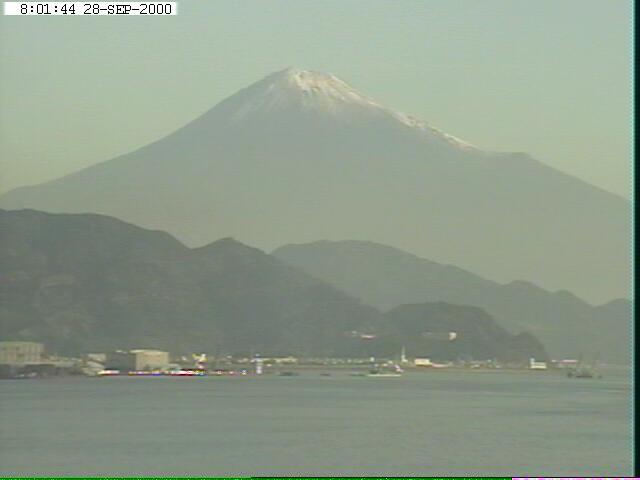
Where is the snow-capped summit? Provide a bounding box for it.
[267,67,381,108]
[216,67,477,151]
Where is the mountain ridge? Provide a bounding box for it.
[0,209,548,363]
[272,239,631,363]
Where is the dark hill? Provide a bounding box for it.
[385,302,549,363]
[0,210,379,356]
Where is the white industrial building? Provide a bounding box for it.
[106,349,170,371]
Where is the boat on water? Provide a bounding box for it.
[367,371,402,377]
[366,360,404,378]
[567,367,602,379]
[566,355,603,379]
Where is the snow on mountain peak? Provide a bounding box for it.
[276,67,380,107]
[225,67,477,151]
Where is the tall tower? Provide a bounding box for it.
[400,345,408,364]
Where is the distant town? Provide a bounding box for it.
[0,340,589,380]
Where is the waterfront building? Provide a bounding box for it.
[106,349,170,371]
[529,358,548,370]
[85,353,107,363]
[414,358,432,367]
[0,341,44,365]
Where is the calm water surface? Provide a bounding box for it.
[0,368,632,476]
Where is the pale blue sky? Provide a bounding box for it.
[0,0,632,197]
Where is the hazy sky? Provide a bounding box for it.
[0,0,632,198]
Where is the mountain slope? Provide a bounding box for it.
[385,302,549,363]
[0,209,382,356]
[0,209,548,362]
[0,68,630,303]
[273,240,631,364]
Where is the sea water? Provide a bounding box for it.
[0,367,632,476]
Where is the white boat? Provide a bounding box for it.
[367,372,402,377]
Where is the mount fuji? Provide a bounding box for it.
[0,68,630,303]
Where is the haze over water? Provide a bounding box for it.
[0,368,631,476]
